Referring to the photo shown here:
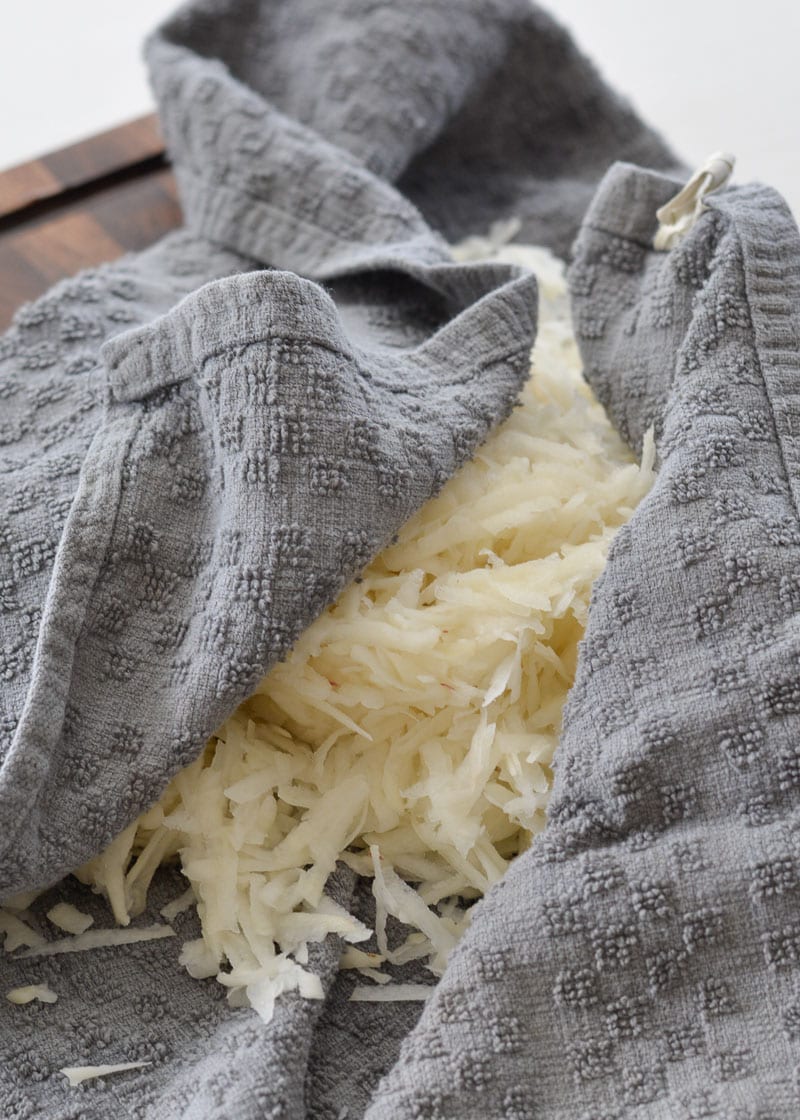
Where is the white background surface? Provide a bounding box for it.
[1,1,798,216]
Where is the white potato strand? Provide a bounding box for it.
[74,242,653,1021]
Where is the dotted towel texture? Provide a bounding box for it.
[0,0,675,901]
[369,168,800,1118]
[14,0,800,1117]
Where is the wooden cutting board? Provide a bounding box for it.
[0,114,181,329]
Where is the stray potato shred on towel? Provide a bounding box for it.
[68,243,654,1022]
[6,984,58,1005]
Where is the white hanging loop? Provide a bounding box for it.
[653,151,736,250]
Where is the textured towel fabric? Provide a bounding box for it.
[367,169,800,1118]
[22,1,800,1119]
[0,0,676,901]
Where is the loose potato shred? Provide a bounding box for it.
[6,984,58,1005]
[73,242,653,1022]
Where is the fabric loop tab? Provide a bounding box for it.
[653,150,736,250]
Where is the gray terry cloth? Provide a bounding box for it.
[367,173,800,1118]
[0,0,677,901]
[23,2,800,1119]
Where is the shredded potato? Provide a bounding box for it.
[6,984,58,1005]
[0,909,46,952]
[17,925,175,959]
[60,1062,151,1087]
[46,902,93,935]
[73,241,653,1021]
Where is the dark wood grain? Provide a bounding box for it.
[0,114,167,221]
[0,114,181,329]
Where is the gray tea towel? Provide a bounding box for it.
[11,1,800,1118]
[368,168,800,1119]
[0,0,676,901]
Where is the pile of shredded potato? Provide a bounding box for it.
[67,238,654,1021]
